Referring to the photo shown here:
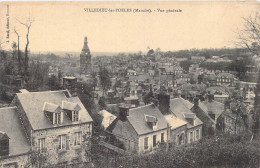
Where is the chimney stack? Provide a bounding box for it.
[208,94,214,102]
[158,92,170,115]
[224,99,231,110]
[118,105,130,122]
[194,97,199,108]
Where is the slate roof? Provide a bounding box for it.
[216,73,234,78]
[202,100,225,120]
[164,114,187,129]
[14,90,93,130]
[0,107,30,156]
[0,131,9,140]
[170,98,203,128]
[62,101,81,111]
[180,83,206,91]
[127,104,168,135]
[43,102,61,113]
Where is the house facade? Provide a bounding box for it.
[107,104,168,154]
[9,90,93,166]
[169,98,203,144]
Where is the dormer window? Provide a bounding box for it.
[62,101,81,122]
[145,115,158,130]
[183,113,196,126]
[43,102,63,125]
[208,108,217,120]
[72,110,79,121]
[53,112,61,124]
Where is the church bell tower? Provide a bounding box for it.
[80,37,92,74]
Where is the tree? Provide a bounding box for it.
[16,17,33,79]
[91,72,98,97]
[98,67,111,96]
[48,75,60,90]
[235,11,260,137]
[76,82,96,114]
[14,27,22,75]
[180,60,193,72]
[236,11,260,56]
[252,81,260,137]
[98,97,107,110]
[147,49,155,57]
[198,74,203,84]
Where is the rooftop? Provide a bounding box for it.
[164,114,187,129]
[14,90,93,130]
[170,98,203,128]
[127,104,168,135]
[0,107,30,156]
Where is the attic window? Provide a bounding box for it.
[183,113,196,126]
[145,115,158,130]
[208,108,217,120]
[62,101,81,122]
[43,102,63,124]
[0,132,9,156]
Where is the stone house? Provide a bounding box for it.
[172,65,183,75]
[169,98,203,144]
[164,114,187,146]
[10,90,93,166]
[0,107,31,168]
[107,104,168,154]
[191,97,216,136]
[217,101,251,134]
[215,73,235,86]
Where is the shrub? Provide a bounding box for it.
[97,134,260,168]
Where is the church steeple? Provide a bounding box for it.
[80,36,92,74]
[82,37,90,54]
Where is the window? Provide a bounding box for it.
[53,112,62,124]
[190,132,193,143]
[176,134,180,145]
[161,133,164,143]
[72,111,79,121]
[153,135,157,147]
[74,132,82,146]
[58,135,66,150]
[144,137,148,150]
[38,138,45,152]
[180,133,185,145]
[196,129,200,140]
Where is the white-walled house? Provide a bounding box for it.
[107,104,168,154]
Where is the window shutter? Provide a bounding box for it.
[57,135,61,150]
[60,112,64,123]
[78,111,80,121]
[66,135,70,150]
[72,111,74,121]
[53,113,55,124]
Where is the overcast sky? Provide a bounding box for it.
[0,1,259,53]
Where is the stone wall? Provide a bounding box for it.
[111,120,138,154]
[187,125,202,144]
[169,125,187,145]
[138,129,167,154]
[0,153,29,168]
[32,122,92,166]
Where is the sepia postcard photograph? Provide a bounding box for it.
[0,1,259,168]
